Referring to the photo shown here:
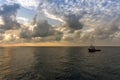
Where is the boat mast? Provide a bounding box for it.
[90,34,95,46]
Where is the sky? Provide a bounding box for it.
[0,0,120,46]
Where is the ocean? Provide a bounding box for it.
[0,47,120,80]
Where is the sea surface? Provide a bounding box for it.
[0,47,120,80]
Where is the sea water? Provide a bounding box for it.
[0,47,120,80]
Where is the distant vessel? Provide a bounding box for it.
[88,45,101,52]
[88,36,101,52]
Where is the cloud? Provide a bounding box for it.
[62,30,81,41]
[6,0,40,10]
[0,34,4,40]
[19,26,32,39]
[16,17,29,24]
[32,20,54,37]
[94,15,120,40]
[64,14,84,30]
[0,3,20,31]
[0,16,4,25]
[43,9,65,23]
[37,1,119,20]
[35,1,89,30]
[19,20,62,40]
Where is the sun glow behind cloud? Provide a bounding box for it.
[0,16,4,25]
[0,41,88,47]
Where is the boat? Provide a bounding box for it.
[88,45,101,52]
[88,35,101,52]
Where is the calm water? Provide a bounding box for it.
[0,47,120,80]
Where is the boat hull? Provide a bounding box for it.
[88,49,101,52]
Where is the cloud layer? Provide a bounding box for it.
[0,0,120,45]
[36,0,120,42]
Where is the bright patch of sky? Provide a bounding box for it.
[16,7,35,22]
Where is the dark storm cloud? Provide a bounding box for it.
[19,27,32,39]
[32,20,54,37]
[64,14,84,30]
[0,3,20,30]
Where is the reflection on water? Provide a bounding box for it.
[0,47,120,80]
[0,48,11,80]
[0,47,35,80]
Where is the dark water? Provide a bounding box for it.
[0,47,120,80]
